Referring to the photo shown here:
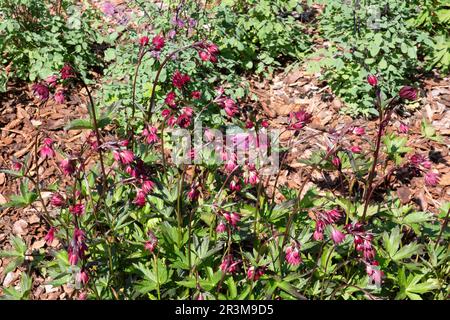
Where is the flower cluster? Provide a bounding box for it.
[32,64,74,104]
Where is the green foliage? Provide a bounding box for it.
[0,0,109,91]
[309,0,432,116]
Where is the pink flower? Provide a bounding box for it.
[76,269,89,286]
[247,266,265,281]
[113,149,134,165]
[40,138,55,159]
[366,261,384,287]
[144,231,158,253]
[285,244,302,266]
[139,36,149,46]
[261,120,269,128]
[167,116,177,127]
[244,169,259,186]
[12,162,23,171]
[142,180,155,194]
[289,110,312,130]
[51,193,65,207]
[224,158,238,173]
[367,75,378,87]
[199,50,210,61]
[32,83,49,100]
[216,221,227,233]
[172,70,190,89]
[313,220,325,241]
[191,91,201,99]
[353,127,365,135]
[187,186,200,201]
[424,172,440,186]
[44,227,56,245]
[223,99,238,117]
[54,90,65,104]
[350,146,362,153]
[399,122,409,134]
[325,209,342,223]
[220,255,240,273]
[78,292,87,300]
[229,179,241,192]
[60,158,76,175]
[177,113,192,128]
[165,91,177,108]
[399,86,417,100]
[133,190,146,207]
[60,64,74,80]
[46,75,58,87]
[70,204,85,216]
[245,121,254,129]
[331,227,346,244]
[207,43,219,55]
[222,212,241,227]
[68,250,79,265]
[142,126,159,145]
[332,156,341,168]
[152,34,165,50]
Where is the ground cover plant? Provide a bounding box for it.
[0,0,448,300]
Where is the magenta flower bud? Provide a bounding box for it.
[350,146,362,153]
[331,227,346,244]
[229,179,241,192]
[332,156,341,168]
[172,70,190,89]
[142,126,159,145]
[285,244,302,266]
[245,121,254,129]
[60,158,76,175]
[399,122,409,134]
[199,50,210,61]
[187,186,200,201]
[399,86,417,100]
[60,64,74,80]
[367,74,378,87]
[40,145,55,159]
[141,180,155,194]
[424,172,440,186]
[353,127,365,135]
[51,193,65,207]
[68,250,78,265]
[70,204,85,216]
[44,227,56,245]
[261,120,269,128]
[216,221,227,233]
[46,75,58,87]
[191,91,201,100]
[133,190,146,207]
[12,161,23,171]
[164,91,177,108]
[152,34,165,50]
[32,83,50,101]
[54,90,65,104]
[76,269,89,286]
[139,36,149,46]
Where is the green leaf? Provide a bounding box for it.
[392,242,422,261]
[64,119,93,131]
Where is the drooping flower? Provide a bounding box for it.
[332,156,341,168]
[12,161,23,171]
[229,179,241,192]
[261,120,269,128]
[367,74,378,87]
[39,138,55,159]
[172,70,190,89]
[70,204,85,216]
[191,91,201,100]
[399,86,417,100]
[60,64,74,80]
[223,212,241,227]
[44,227,56,245]
[331,227,346,244]
[152,34,165,50]
[32,83,49,101]
[350,145,362,154]
[76,269,89,286]
[133,190,146,207]
[144,230,158,253]
[313,220,325,241]
[220,255,240,273]
[50,193,65,207]
[113,149,135,165]
[245,120,254,129]
[46,75,58,87]
[142,126,159,145]
[142,180,155,194]
[60,158,76,175]
[399,122,409,134]
[244,167,259,186]
[352,127,365,135]
[54,90,65,104]
[366,261,384,287]
[285,243,302,266]
[216,221,227,233]
[187,186,200,201]
[68,249,79,265]
[139,36,149,46]
[424,172,440,186]
[164,91,177,108]
[247,266,266,281]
